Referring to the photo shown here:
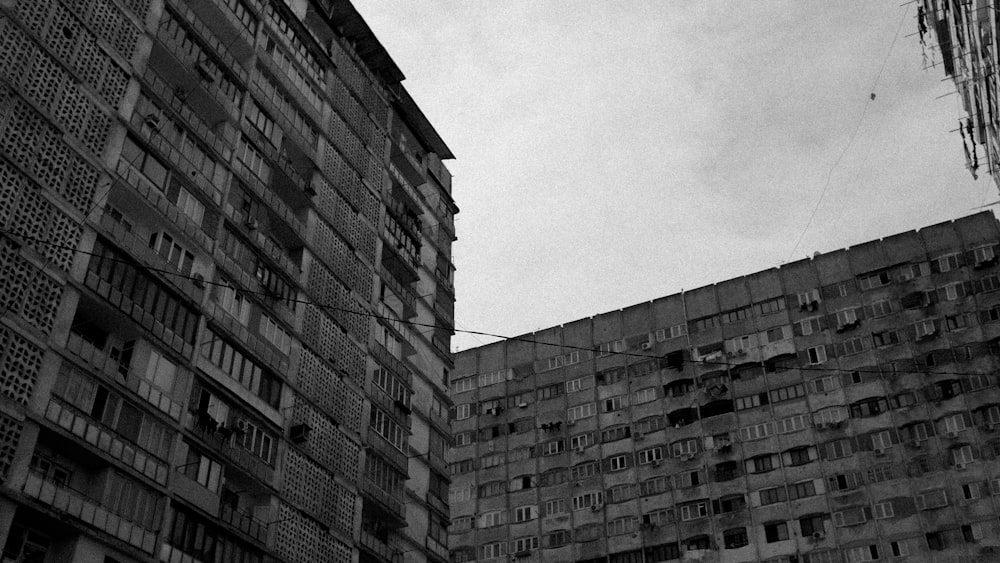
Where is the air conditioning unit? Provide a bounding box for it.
[651,459,661,467]
[567,420,576,426]
[143,113,161,130]
[641,342,652,351]
[245,217,259,230]
[986,422,997,431]
[575,446,585,454]
[192,273,205,289]
[681,453,695,461]
[487,441,495,452]
[873,448,885,456]
[812,532,825,541]
[590,504,601,512]
[956,462,968,470]
[518,402,528,408]
[236,419,249,432]
[947,431,959,439]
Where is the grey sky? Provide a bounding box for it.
[351,1,989,352]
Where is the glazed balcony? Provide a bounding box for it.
[21,473,159,555]
[42,395,169,486]
[359,528,404,563]
[184,414,276,486]
[360,478,406,528]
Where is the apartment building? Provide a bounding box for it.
[451,212,1000,563]
[920,0,1000,189]
[0,0,456,562]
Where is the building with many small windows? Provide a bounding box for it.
[451,212,1000,563]
[919,0,1000,189]
[0,0,456,562]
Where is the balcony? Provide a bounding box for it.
[184,413,276,485]
[380,266,417,319]
[219,502,271,545]
[371,342,412,387]
[203,301,290,377]
[366,431,408,473]
[95,210,206,307]
[360,478,406,527]
[359,528,403,563]
[21,473,159,554]
[64,333,184,421]
[426,536,448,562]
[43,395,169,485]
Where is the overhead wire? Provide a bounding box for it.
[786,5,911,262]
[1,225,995,380]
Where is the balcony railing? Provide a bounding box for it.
[22,473,159,554]
[64,333,183,421]
[44,395,169,485]
[219,502,271,545]
[184,414,276,485]
[361,478,406,524]
[359,528,403,563]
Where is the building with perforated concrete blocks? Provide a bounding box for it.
[0,0,456,562]
[450,212,1000,563]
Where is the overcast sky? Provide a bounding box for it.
[351,0,992,352]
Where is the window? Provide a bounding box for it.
[479,542,507,559]
[572,491,604,511]
[537,382,563,401]
[833,506,868,527]
[810,376,839,394]
[597,339,625,357]
[759,486,787,505]
[541,438,565,455]
[568,403,597,421]
[914,319,937,340]
[177,442,223,492]
[937,254,960,272]
[569,433,594,451]
[478,481,506,498]
[807,345,827,364]
[859,271,891,290]
[149,232,196,275]
[450,376,475,394]
[597,366,627,385]
[788,480,817,500]
[543,531,569,549]
[870,299,893,317]
[975,245,996,264]
[867,464,894,483]
[836,308,858,327]
[638,447,663,465]
[723,528,748,549]
[454,404,471,420]
[756,297,786,315]
[739,422,773,442]
[566,375,593,393]
[607,516,639,536]
[841,337,865,355]
[670,323,687,338]
[775,415,808,434]
[607,483,636,504]
[633,387,657,404]
[601,425,631,442]
[943,282,966,301]
[747,454,776,474]
[844,545,880,563]
[871,501,893,519]
[798,317,821,336]
[915,488,948,510]
[735,393,767,410]
[604,395,628,412]
[872,329,900,347]
[763,522,789,543]
[952,444,975,465]
[671,439,698,457]
[679,501,708,521]
[640,476,669,496]
[570,461,599,480]
[478,510,507,528]
[785,446,814,466]
[478,369,509,387]
[544,498,566,515]
[121,135,169,189]
[770,384,806,403]
[511,536,539,554]
[797,289,820,308]
[825,439,853,459]
[799,515,824,537]
[236,136,270,182]
[28,454,72,486]
[258,314,291,355]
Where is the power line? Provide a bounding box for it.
[0,226,994,380]
[786,5,911,262]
